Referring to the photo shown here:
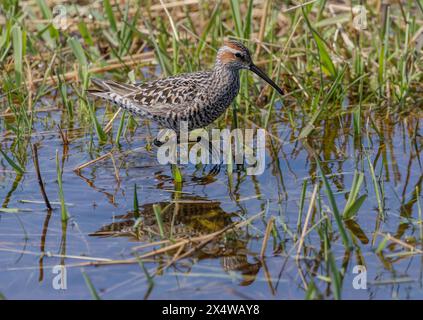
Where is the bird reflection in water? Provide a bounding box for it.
[90,196,261,286]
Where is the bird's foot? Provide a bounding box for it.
[208,163,221,176]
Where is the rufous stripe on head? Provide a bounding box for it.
[219,51,236,63]
[224,40,242,51]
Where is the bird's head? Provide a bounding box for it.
[216,40,253,70]
[216,40,284,96]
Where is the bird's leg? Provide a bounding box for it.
[236,163,245,172]
[208,163,221,176]
[207,136,223,176]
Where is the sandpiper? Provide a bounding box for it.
[88,40,284,137]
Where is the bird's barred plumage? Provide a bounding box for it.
[88,40,283,131]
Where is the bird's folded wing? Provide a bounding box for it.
[128,75,208,107]
[88,71,212,117]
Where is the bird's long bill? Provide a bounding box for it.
[249,64,284,96]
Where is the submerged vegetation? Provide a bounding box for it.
[0,0,422,299]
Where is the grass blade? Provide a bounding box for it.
[302,8,337,78]
[315,157,351,249]
[103,0,117,33]
[328,252,342,300]
[68,37,88,67]
[153,204,165,239]
[171,164,182,184]
[0,148,24,175]
[56,150,69,221]
[133,183,139,218]
[366,154,384,218]
[81,270,101,300]
[229,0,243,37]
[343,171,366,220]
[11,25,23,86]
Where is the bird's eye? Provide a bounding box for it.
[235,52,243,60]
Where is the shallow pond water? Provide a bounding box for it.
[0,100,422,299]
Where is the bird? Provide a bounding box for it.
[88,40,284,144]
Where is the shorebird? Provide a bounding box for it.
[88,40,284,143]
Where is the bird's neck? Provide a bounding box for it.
[206,63,240,100]
[185,64,241,130]
[213,61,240,79]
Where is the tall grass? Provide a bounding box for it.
[56,150,69,221]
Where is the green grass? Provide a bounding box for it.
[56,149,69,221]
[133,183,139,218]
[153,204,165,239]
[343,170,366,220]
[81,270,101,300]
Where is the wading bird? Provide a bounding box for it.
[88,40,284,145]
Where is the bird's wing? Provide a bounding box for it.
[130,71,211,107]
[88,71,212,115]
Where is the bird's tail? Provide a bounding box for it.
[87,78,138,103]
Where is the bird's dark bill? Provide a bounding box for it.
[249,64,284,96]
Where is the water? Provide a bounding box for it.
[0,103,422,299]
